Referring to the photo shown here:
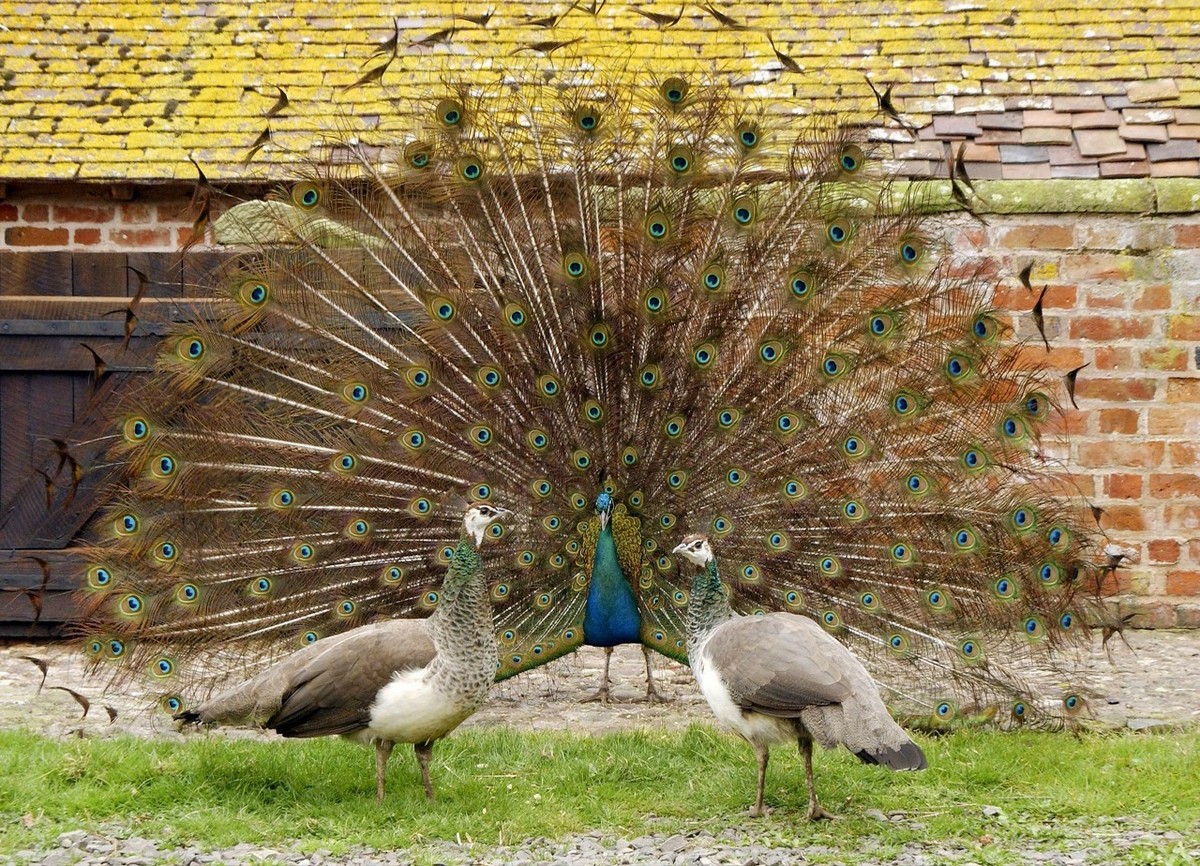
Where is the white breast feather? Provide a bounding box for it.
[695,639,797,748]
[367,668,471,744]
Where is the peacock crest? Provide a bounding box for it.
[75,65,1106,726]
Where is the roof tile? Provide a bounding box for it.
[1076,128,1129,156]
[1,1,1198,181]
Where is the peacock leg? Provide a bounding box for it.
[581,646,614,704]
[640,645,672,703]
[749,743,771,817]
[799,736,835,820]
[374,738,394,802]
[415,740,435,801]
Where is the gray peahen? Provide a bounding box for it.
[76,70,1106,730]
[674,534,926,819]
[176,502,506,801]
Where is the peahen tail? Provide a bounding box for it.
[76,67,1107,724]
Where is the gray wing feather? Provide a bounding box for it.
[705,613,856,716]
[265,620,436,737]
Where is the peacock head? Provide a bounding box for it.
[594,491,614,528]
[462,503,511,545]
[672,534,714,568]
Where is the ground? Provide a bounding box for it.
[1,632,1198,865]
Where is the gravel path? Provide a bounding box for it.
[2,632,1199,865]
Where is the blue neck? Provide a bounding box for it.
[582,522,642,647]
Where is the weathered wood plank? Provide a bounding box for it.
[0,337,158,372]
[72,252,128,299]
[0,371,133,549]
[0,251,74,296]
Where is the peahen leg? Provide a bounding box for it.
[750,743,771,818]
[374,738,394,802]
[640,645,671,704]
[799,737,836,821]
[414,740,435,801]
[581,646,614,704]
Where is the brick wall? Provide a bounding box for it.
[0,186,205,253]
[1,185,1198,628]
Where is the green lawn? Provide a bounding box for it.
[1,726,1197,859]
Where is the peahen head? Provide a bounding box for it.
[462,503,510,545]
[672,534,714,568]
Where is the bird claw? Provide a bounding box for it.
[806,804,837,821]
[581,688,610,705]
[747,804,774,818]
[643,687,673,704]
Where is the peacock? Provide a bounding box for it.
[174,501,506,801]
[674,534,926,819]
[75,68,1107,730]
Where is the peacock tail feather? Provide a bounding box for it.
[77,67,1106,725]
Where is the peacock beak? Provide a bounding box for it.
[671,542,687,555]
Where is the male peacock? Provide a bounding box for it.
[674,534,926,819]
[175,502,506,801]
[77,70,1105,728]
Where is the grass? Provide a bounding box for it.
[0,726,1197,861]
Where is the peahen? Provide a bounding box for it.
[674,534,926,819]
[175,502,506,801]
[77,70,1106,729]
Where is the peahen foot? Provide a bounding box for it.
[805,802,837,821]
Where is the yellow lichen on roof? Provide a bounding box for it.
[0,1,1198,181]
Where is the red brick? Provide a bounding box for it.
[1064,254,1135,281]
[1150,473,1200,497]
[4,226,69,246]
[1013,345,1085,371]
[1167,314,1200,340]
[1083,288,1127,310]
[109,228,172,247]
[1189,539,1200,562]
[1104,473,1143,499]
[73,228,101,245]
[1074,378,1157,402]
[1165,504,1200,530]
[51,204,115,223]
[1173,224,1200,247]
[1167,378,1200,403]
[1099,504,1148,531]
[1148,539,1181,564]
[177,227,199,247]
[0,204,17,221]
[1069,315,1152,340]
[118,203,154,224]
[22,204,49,222]
[1170,442,1199,466]
[1098,408,1139,434]
[991,282,1076,310]
[1149,408,1200,435]
[1094,347,1133,371]
[1078,441,1164,469]
[1165,570,1200,596]
[996,224,1074,250]
[1142,346,1189,371]
[1092,568,1132,596]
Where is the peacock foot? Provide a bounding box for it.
[747,804,774,818]
[581,686,611,705]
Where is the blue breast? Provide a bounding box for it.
[582,524,642,647]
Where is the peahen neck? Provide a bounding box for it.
[686,558,734,660]
[582,521,642,647]
[426,536,498,696]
